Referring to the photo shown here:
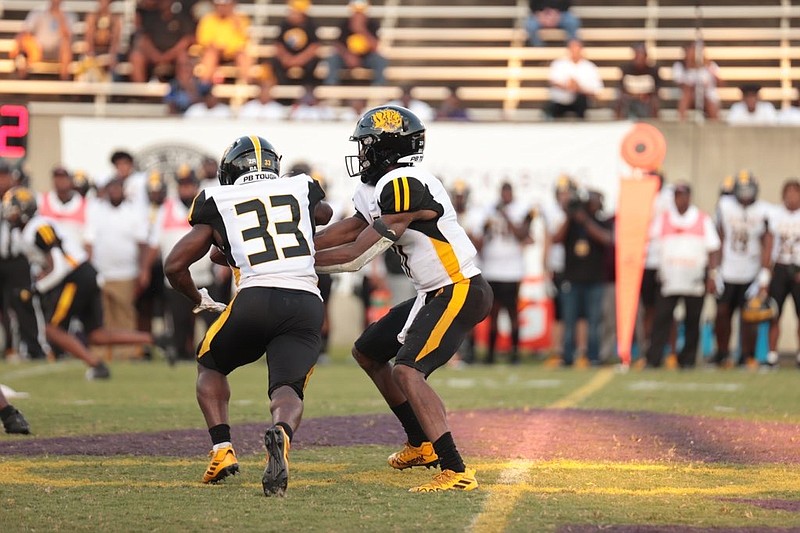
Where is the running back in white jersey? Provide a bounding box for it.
[716,195,771,283]
[352,166,481,293]
[769,205,800,266]
[188,173,324,297]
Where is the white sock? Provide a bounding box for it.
[212,441,232,451]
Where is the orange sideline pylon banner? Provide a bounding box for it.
[615,176,660,366]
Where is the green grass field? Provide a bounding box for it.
[1,352,799,532]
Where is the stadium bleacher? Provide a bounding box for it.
[0,0,796,120]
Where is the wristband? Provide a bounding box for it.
[372,219,398,242]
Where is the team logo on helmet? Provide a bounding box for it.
[371,108,403,133]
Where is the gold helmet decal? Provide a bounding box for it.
[14,187,34,203]
[371,108,403,133]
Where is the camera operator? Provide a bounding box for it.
[552,188,613,366]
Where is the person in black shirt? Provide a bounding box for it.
[323,0,387,85]
[271,0,321,86]
[552,190,612,366]
[129,0,196,82]
[616,44,661,119]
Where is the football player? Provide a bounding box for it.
[711,170,774,367]
[766,179,800,367]
[2,187,155,379]
[314,105,493,492]
[164,135,330,497]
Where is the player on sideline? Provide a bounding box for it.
[314,105,493,492]
[164,135,330,497]
[2,187,154,379]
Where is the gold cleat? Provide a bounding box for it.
[388,441,439,470]
[409,467,478,493]
[202,445,239,484]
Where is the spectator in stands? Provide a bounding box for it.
[646,183,720,369]
[12,0,77,80]
[271,0,321,86]
[673,42,722,121]
[726,84,778,126]
[150,169,215,362]
[616,44,661,119]
[83,0,123,78]
[184,85,232,118]
[36,166,88,249]
[195,0,251,83]
[766,179,800,367]
[129,0,196,83]
[238,78,287,119]
[552,189,612,366]
[778,90,800,125]
[711,170,773,367]
[547,40,603,119]
[437,86,471,121]
[388,85,435,123]
[339,97,368,122]
[288,85,336,120]
[85,177,151,359]
[101,150,148,209]
[476,182,533,365]
[198,156,219,190]
[526,0,580,48]
[165,57,211,114]
[324,0,387,86]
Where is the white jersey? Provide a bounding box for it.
[189,173,324,297]
[716,195,771,284]
[18,215,88,275]
[352,166,481,293]
[769,205,800,266]
[476,200,531,282]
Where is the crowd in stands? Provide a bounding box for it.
[7,0,800,122]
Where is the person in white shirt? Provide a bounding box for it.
[184,87,232,118]
[778,92,800,125]
[36,166,88,249]
[766,179,800,366]
[646,183,720,368]
[475,182,533,364]
[149,171,215,362]
[85,177,151,359]
[288,85,336,121]
[673,41,722,121]
[387,85,435,123]
[98,150,148,211]
[711,170,774,367]
[547,39,603,119]
[238,79,286,120]
[726,84,778,126]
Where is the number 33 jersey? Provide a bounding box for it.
[189,173,324,297]
[715,195,771,284]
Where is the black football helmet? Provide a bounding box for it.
[2,186,38,227]
[345,105,425,185]
[217,135,281,186]
[733,169,758,205]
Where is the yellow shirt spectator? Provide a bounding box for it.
[196,10,250,59]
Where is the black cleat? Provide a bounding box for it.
[262,426,290,497]
[3,408,31,435]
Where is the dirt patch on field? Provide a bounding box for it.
[0,409,798,464]
[558,527,800,533]
[721,499,800,513]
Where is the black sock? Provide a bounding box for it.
[275,422,294,443]
[208,424,231,445]
[0,405,15,421]
[433,432,465,473]
[390,401,428,447]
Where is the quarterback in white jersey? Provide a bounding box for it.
[314,105,493,493]
[165,136,330,497]
[711,171,773,367]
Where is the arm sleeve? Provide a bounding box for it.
[377,176,429,214]
[34,224,61,252]
[188,191,217,226]
[308,178,326,208]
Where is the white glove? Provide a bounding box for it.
[193,288,227,314]
[715,271,725,298]
[744,279,761,300]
